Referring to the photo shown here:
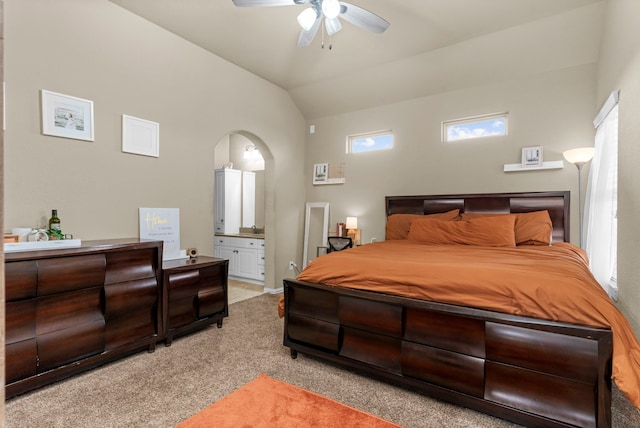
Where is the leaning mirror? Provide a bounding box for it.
[302,202,330,269]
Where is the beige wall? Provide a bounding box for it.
[304,65,597,246]
[597,0,640,334]
[4,0,307,291]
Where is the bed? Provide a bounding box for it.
[282,191,640,428]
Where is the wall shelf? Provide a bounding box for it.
[503,160,564,172]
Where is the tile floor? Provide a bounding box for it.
[228,279,265,304]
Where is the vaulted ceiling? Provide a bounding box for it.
[109,0,603,120]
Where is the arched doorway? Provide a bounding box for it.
[214,131,274,302]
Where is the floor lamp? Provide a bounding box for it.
[563,147,595,248]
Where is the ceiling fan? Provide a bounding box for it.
[232,0,390,48]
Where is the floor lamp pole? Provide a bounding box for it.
[563,147,595,249]
[576,163,585,248]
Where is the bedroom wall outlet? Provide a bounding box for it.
[288,261,296,271]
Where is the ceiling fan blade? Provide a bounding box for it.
[339,2,390,34]
[325,16,342,35]
[297,16,321,46]
[232,0,301,7]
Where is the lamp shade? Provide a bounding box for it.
[563,147,595,165]
[345,217,358,229]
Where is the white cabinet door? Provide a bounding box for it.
[236,247,258,279]
[242,171,256,227]
[214,169,242,234]
[219,246,237,275]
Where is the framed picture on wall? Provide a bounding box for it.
[41,90,95,141]
[522,146,543,167]
[122,114,159,157]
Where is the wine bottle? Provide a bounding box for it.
[49,209,61,231]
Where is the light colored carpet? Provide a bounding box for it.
[5,294,640,427]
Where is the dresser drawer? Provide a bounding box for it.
[38,255,106,296]
[338,296,402,338]
[404,307,485,358]
[6,261,37,300]
[486,322,599,382]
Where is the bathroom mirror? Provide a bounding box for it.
[302,202,329,269]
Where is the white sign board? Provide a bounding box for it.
[139,208,181,260]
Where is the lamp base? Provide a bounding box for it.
[347,229,361,246]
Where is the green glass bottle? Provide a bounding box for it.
[49,209,61,232]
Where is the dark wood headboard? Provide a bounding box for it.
[385,191,570,243]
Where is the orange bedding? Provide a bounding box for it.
[294,240,640,409]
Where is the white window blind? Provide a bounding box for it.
[583,91,618,300]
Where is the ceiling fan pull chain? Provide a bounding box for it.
[321,18,325,49]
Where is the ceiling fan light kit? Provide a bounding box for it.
[232,0,389,48]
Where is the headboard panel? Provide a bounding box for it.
[385,191,570,243]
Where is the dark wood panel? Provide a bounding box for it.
[37,319,106,371]
[485,361,597,428]
[37,254,106,296]
[167,297,198,329]
[105,310,156,350]
[105,248,157,284]
[288,285,339,322]
[287,313,339,352]
[6,300,36,344]
[104,277,158,319]
[5,261,37,300]
[404,307,485,358]
[486,322,600,383]
[401,341,484,397]
[198,264,226,288]
[36,287,104,336]
[198,287,225,318]
[341,326,401,372]
[5,339,37,383]
[339,296,402,337]
[167,270,200,300]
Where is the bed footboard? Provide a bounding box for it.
[283,279,612,428]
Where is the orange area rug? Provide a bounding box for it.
[176,373,402,427]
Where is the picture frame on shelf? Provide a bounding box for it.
[122,114,159,157]
[522,146,543,167]
[41,90,94,141]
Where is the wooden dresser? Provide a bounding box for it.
[5,239,163,398]
[162,256,229,346]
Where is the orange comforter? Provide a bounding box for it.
[294,240,640,409]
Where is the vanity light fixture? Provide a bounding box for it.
[244,145,261,160]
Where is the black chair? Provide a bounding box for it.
[327,236,353,253]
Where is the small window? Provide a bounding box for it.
[443,113,508,142]
[347,130,393,154]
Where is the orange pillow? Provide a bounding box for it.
[408,215,516,247]
[459,211,552,245]
[386,210,460,240]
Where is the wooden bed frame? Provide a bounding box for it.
[283,191,613,428]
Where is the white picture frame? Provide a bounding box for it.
[41,90,94,141]
[522,146,543,167]
[122,114,159,157]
